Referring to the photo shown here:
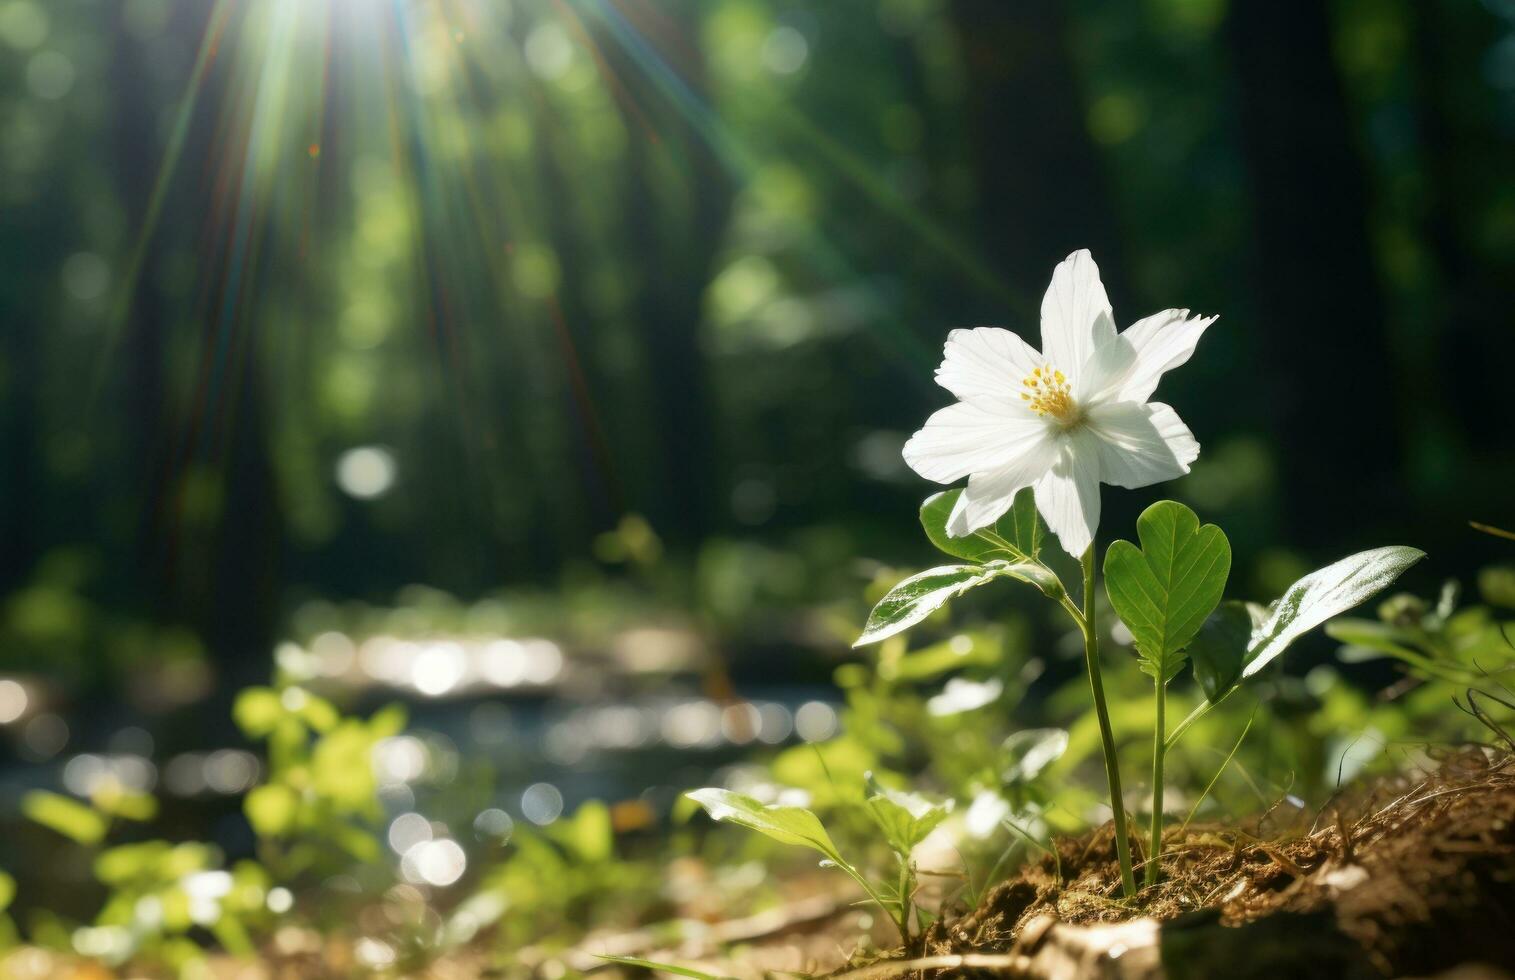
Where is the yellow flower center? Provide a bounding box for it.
[1020,365,1080,425]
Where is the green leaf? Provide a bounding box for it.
[1324,617,1421,662]
[0,871,15,912]
[854,560,1058,648]
[92,786,157,822]
[232,688,284,738]
[22,791,107,846]
[369,703,409,739]
[299,694,341,733]
[921,487,1044,562]
[1001,728,1069,784]
[95,842,172,885]
[1188,602,1257,702]
[1242,546,1426,679]
[1104,501,1232,684]
[863,772,952,857]
[684,789,847,867]
[886,633,998,682]
[551,800,613,863]
[244,785,299,838]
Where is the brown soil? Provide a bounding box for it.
[927,748,1515,979]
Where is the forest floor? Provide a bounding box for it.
[851,746,1515,979]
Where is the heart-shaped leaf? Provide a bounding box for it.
[854,560,1058,648]
[1242,546,1426,678]
[921,487,1044,563]
[1104,501,1232,684]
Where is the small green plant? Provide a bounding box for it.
[857,249,1424,896]
[232,684,406,880]
[474,799,657,953]
[21,784,274,973]
[685,772,950,946]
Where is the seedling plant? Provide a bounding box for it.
[689,250,1423,897]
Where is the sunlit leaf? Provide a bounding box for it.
[164,842,214,879]
[863,772,952,857]
[95,842,171,885]
[23,791,107,846]
[0,871,15,912]
[1242,546,1427,678]
[330,823,380,862]
[232,688,284,738]
[887,633,998,681]
[212,915,254,958]
[244,785,299,838]
[299,694,341,733]
[1324,618,1422,663]
[1001,728,1069,784]
[369,703,408,739]
[855,560,1058,647]
[552,801,613,863]
[92,786,157,822]
[1104,501,1231,684]
[684,788,846,868]
[920,487,1044,562]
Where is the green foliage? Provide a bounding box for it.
[856,561,1059,647]
[863,772,952,857]
[23,791,107,846]
[685,789,849,865]
[235,683,403,877]
[686,775,952,945]
[1242,546,1427,679]
[476,800,656,953]
[921,487,1045,563]
[1187,602,1259,701]
[1104,501,1232,684]
[1328,576,1515,692]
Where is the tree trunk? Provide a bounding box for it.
[600,1,734,546]
[1225,0,1402,542]
[947,0,1128,311]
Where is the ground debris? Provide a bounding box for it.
[917,748,1515,979]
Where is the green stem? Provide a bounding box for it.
[1166,683,1234,750]
[1146,679,1166,887]
[1079,545,1137,898]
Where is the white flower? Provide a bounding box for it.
[903,249,1215,558]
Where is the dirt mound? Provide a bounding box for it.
[928,748,1515,978]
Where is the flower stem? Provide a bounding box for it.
[1079,545,1137,898]
[1146,678,1167,888]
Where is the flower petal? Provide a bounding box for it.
[934,327,1044,401]
[903,400,1052,485]
[1074,333,1138,404]
[1085,401,1199,489]
[1040,250,1117,382]
[1033,430,1103,558]
[946,433,1059,536]
[1109,309,1216,403]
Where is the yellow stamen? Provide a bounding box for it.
[1021,363,1078,424]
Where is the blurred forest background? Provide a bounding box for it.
[1,0,1515,917]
